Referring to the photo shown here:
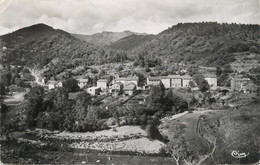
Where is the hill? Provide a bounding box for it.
[132,22,260,67]
[0,23,106,67]
[109,34,155,51]
[72,31,148,46]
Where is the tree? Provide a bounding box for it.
[167,123,191,165]
[145,83,165,114]
[25,86,45,127]
[0,102,7,125]
[145,66,151,72]
[146,117,164,141]
[249,46,259,53]
[164,90,188,114]
[188,81,196,88]
[193,74,210,92]
[54,88,69,109]
[74,91,92,120]
[1,71,12,86]
[0,82,5,96]
[62,78,79,92]
[135,73,146,87]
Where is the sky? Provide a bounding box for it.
[0,0,259,35]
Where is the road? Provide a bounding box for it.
[196,118,216,165]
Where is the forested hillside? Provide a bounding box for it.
[0,24,107,67]
[132,22,260,67]
[109,34,155,51]
[0,24,130,68]
[1,22,259,70]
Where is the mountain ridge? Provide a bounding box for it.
[71,30,150,46]
[1,22,259,69]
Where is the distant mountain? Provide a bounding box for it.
[0,23,105,67]
[109,34,155,51]
[72,31,149,46]
[132,22,260,67]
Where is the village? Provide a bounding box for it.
[39,65,257,98]
[1,17,259,164]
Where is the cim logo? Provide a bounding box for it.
[231,150,249,159]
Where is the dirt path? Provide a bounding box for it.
[27,67,47,86]
[196,118,216,165]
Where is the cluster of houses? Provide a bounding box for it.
[147,74,217,88]
[43,70,258,97]
[231,77,258,93]
[84,75,139,96]
[45,75,139,96]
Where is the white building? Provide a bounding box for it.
[48,81,63,90]
[77,79,88,89]
[147,77,161,86]
[97,79,108,90]
[113,75,139,87]
[182,75,193,87]
[87,87,101,96]
[123,83,136,96]
[204,75,217,87]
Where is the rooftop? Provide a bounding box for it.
[147,77,161,81]
[233,78,251,81]
[87,87,101,90]
[114,82,124,86]
[77,79,88,83]
[115,76,139,81]
[203,74,217,78]
[161,75,182,79]
[47,80,61,85]
[181,75,192,79]
[124,83,136,90]
[97,79,108,82]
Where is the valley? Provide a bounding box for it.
[0,22,259,164]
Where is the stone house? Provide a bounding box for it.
[113,75,139,87]
[241,82,257,93]
[123,83,136,96]
[97,79,108,90]
[182,75,193,87]
[48,81,63,90]
[110,82,124,93]
[161,75,182,88]
[161,77,171,88]
[86,87,101,96]
[231,77,251,92]
[77,79,89,89]
[147,77,161,86]
[204,74,218,87]
[170,75,182,88]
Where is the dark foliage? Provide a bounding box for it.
[132,22,259,67]
[62,78,80,92]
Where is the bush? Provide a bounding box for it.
[249,46,259,53]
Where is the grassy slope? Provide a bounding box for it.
[160,92,260,164]
[200,94,260,164]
